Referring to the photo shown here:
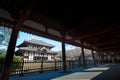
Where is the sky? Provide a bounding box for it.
[16,31,77,51]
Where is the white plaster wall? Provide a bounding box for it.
[29,55,34,61]
[48,55,51,61]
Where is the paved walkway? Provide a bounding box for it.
[9,64,120,80]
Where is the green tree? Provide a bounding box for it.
[0,26,20,46]
[0,54,23,71]
[0,49,6,54]
[0,54,23,62]
[0,26,12,53]
[0,53,5,61]
[0,26,12,46]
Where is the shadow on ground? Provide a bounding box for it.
[91,64,120,80]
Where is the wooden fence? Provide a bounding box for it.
[0,60,95,76]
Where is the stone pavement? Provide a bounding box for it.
[9,64,120,80]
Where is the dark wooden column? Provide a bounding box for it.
[81,47,86,66]
[61,35,67,72]
[0,9,30,80]
[91,49,96,65]
[97,51,101,64]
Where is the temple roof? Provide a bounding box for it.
[17,39,54,48]
[25,39,54,47]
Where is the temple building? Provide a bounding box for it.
[16,39,57,61]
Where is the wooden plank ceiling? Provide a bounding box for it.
[0,0,120,52]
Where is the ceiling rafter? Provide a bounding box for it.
[94,40,120,47]
[70,26,120,41]
[0,17,14,27]
[99,46,120,51]
[98,44,120,49]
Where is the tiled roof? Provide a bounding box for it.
[25,39,54,47]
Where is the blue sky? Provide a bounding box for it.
[16,31,77,51]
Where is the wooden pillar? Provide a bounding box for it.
[97,51,101,64]
[62,35,67,72]
[0,9,30,80]
[81,47,86,66]
[91,49,96,65]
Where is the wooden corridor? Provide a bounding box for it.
[1,2,120,79]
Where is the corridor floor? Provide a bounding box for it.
[9,64,120,80]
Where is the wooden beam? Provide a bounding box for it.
[65,18,99,35]
[100,47,120,51]
[97,43,120,48]
[84,35,103,44]
[0,17,14,28]
[98,46,120,51]
[31,15,57,29]
[65,27,78,35]
[94,40,120,47]
[70,27,120,41]
[0,9,30,80]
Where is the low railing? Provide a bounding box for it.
[10,60,63,76]
[0,60,95,76]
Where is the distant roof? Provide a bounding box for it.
[18,39,54,48]
[19,47,57,54]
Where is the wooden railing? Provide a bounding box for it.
[0,60,95,76]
